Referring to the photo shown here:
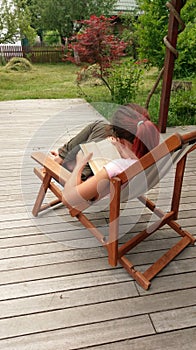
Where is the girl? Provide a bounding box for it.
[62,104,160,211]
[52,103,152,180]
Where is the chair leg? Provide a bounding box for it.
[32,172,52,217]
[107,178,121,267]
[119,256,151,290]
[171,154,187,219]
[143,235,192,282]
[168,219,196,244]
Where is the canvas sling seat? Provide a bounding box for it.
[31,131,196,290]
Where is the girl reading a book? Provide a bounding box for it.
[62,104,159,211]
[52,103,153,180]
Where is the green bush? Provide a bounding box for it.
[108,59,143,105]
[120,28,137,58]
[137,85,196,127]
[0,54,6,66]
[168,90,196,126]
[43,30,61,46]
[174,22,196,78]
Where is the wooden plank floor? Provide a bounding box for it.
[0,99,195,350]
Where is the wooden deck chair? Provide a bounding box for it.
[31,131,196,290]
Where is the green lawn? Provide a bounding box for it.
[0,62,195,126]
[0,62,161,102]
[0,63,81,100]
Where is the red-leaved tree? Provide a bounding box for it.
[66,15,128,92]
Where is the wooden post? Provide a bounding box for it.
[158,0,184,133]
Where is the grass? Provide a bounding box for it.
[0,62,195,125]
[0,62,113,101]
[0,63,80,100]
[0,62,159,102]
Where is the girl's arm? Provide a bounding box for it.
[62,151,110,211]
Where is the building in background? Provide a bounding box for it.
[113,0,138,14]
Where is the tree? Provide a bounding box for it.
[66,15,128,94]
[0,0,20,43]
[136,0,169,68]
[135,0,196,76]
[26,0,116,43]
[0,0,36,44]
[16,0,37,44]
[174,0,196,77]
[26,0,43,41]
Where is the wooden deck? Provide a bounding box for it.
[0,99,195,350]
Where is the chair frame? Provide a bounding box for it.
[31,131,196,290]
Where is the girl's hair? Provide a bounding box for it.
[126,103,150,120]
[111,104,160,158]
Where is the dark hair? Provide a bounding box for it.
[126,103,150,120]
[111,104,160,158]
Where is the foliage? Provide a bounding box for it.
[174,0,196,78]
[4,57,33,71]
[66,15,128,93]
[26,0,116,42]
[0,0,18,43]
[168,89,196,126]
[107,59,143,104]
[16,0,37,45]
[174,22,196,78]
[136,0,168,69]
[0,55,6,66]
[136,0,196,77]
[119,11,139,58]
[43,31,61,46]
[145,85,196,127]
[0,0,36,44]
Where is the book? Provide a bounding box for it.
[80,139,121,174]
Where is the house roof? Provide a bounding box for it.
[113,0,138,13]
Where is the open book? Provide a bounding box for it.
[80,139,121,174]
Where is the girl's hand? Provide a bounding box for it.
[107,137,137,159]
[75,150,93,170]
[66,150,93,187]
[115,142,136,159]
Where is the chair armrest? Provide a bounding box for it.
[31,152,70,185]
[180,130,196,145]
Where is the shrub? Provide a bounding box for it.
[0,54,6,66]
[168,90,196,126]
[44,30,61,46]
[174,22,196,78]
[107,59,143,104]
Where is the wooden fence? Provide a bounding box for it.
[0,45,63,63]
[0,45,23,62]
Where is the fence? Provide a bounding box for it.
[23,46,63,63]
[0,45,64,63]
[0,45,23,62]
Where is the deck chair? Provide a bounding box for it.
[31,131,196,290]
